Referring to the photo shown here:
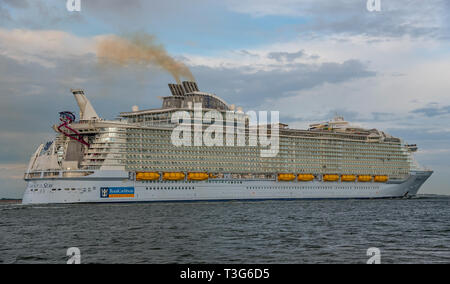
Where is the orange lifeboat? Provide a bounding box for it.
[374,175,388,182]
[358,175,372,182]
[341,175,356,182]
[188,172,209,181]
[163,172,185,181]
[136,172,160,181]
[298,174,314,181]
[278,173,296,181]
[323,174,339,182]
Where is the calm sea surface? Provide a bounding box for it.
[1,195,449,264]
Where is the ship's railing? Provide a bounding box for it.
[24,170,95,179]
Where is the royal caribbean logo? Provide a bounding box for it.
[100,187,135,198]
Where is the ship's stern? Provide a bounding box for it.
[22,181,34,205]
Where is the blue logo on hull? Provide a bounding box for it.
[100,187,135,198]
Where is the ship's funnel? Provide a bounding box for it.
[71,89,99,120]
[168,83,185,96]
[182,81,199,93]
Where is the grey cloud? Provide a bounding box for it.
[191,59,375,108]
[411,105,450,117]
[237,49,259,57]
[268,50,305,62]
[228,0,449,39]
[301,0,447,39]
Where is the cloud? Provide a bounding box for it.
[411,105,450,117]
[0,28,95,67]
[225,0,449,39]
[190,59,375,107]
[268,50,306,62]
[236,49,259,58]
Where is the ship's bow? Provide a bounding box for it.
[406,170,433,197]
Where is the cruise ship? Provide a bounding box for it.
[22,81,432,204]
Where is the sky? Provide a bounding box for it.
[0,0,449,198]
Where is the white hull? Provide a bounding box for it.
[22,171,433,204]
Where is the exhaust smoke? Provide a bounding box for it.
[96,33,195,84]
